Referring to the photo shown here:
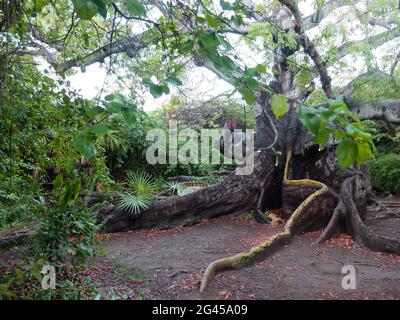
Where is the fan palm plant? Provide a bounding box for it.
[117,170,158,215]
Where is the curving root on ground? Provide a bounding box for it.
[199,151,400,292]
[200,151,333,292]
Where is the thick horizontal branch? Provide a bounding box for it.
[57,30,154,72]
[336,27,400,61]
[315,97,400,124]
[345,98,400,124]
[303,0,352,30]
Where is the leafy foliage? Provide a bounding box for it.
[299,100,376,168]
[370,154,400,195]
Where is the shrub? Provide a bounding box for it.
[369,154,400,195]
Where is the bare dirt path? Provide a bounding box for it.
[91,199,400,300]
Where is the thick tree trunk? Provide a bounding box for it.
[97,150,275,232]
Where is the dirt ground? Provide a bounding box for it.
[89,197,400,300]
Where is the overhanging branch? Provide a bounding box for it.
[345,98,400,124]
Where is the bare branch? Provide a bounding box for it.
[279,0,333,98]
[336,27,400,61]
[345,98,400,124]
[304,0,352,30]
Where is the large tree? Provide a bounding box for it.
[4,0,400,291]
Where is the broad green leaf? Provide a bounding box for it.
[123,109,137,125]
[240,89,256,105]
[271,94,288,119]
[346,124,372,141]
[73,133,96,158]
[198,31,220,50]
[196,16,206,24]
[149,84,164,98]
[206,14,218,28]
[104,94,115,101]
[142,77,155,86]
[180,39,194,53]
[319,107,336,122]
[87,107,104,117]
[161,84,170,94]
[126,0,146,17]
[165,76,182,86]
[220,0,234,10]
[72,0,98,20]
[328,99,350,115]
[299,105,320,135]
[87,123,108,134]
[336,138,358,168]
[256,64,267,73]
[104,101,123,113]
[93,0,107,18]
[357,142,374,163]
[314,128,331,148]
[244,77,258,90]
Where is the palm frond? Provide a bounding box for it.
[117,193,151,215]
[165,181,184,195]
[126,170,158,196]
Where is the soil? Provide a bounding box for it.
[89,197,400,300]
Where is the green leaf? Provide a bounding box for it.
[126,0,146,17]
[198,31,220,50]
[87,123,108,134]
[206,13,218,28]
[53,173,64,192]
[319,107,336,122]
[73,133,96,158]
[357,142,374,164]
[104,94,115,101]
[149,84,164,98]
[299,105,320,135]
[165,76,182,86]
[104,101,123,113]
[196,16,206,24]
[336,138,358,168]
[346,124,372,141]
[220,0,235,10]
[328,99,350,115]
[123,110,137,125]
[180,39,194,53]
[271,94,288,119]
[93,0,107,18]
[72,0,98,20]
[87,107,104,117]
[256,64,267,73]
[314,128,332,148]
[244,77,258,90]
[240,89,256,105]
[161,84,170,94]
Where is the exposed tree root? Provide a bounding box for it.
[253,174,272,224]
[268,212,284,224]
[199,151,331,292]
[341,176,400,254]
[314,199,344,244]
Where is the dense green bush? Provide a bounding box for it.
[369,154,400,195]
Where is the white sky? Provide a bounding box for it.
[65,0,398,111]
